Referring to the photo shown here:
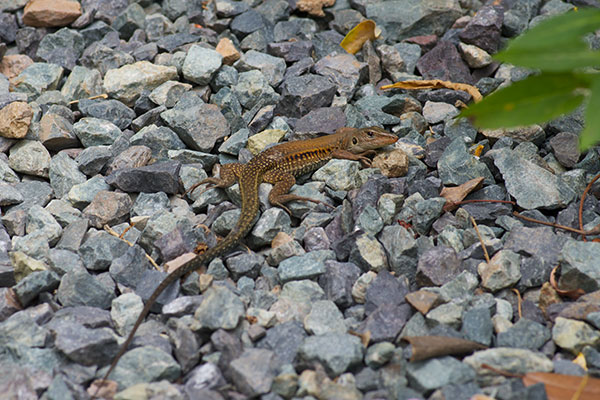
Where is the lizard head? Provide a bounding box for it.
[340,126,398,153]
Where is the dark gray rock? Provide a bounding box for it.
[230,348,277,397]
[318,261,361,309]
[106,161,181,194]
[406,356,476,392]
[78,98,136,130]
[358,303,412,342]
[75,146,112,176]
[51,321,118,365]
[257,321,306,365]
[416,246,463,287]
[275,74,337,118]
[13,270,60,307]
[194,286,245,330]
[365,270,408,315]
[298,333,364,377]
[459,5,504,53]
[226,252,264,280]
[57,270,115,309]
[549,132,580,168]
[461,307,493,346]
[417,41,473,84]
[294,107,346,137]
[109,245,152,289]
[558,239,600,293]
[438,138,494,186]
[498,318,551,350]
[79,230,130,271]
[161,92,230,152]
[134,269,180,313]
[36,28,85,70]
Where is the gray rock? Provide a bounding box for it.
[48,248,85,276]
[0,311,49,347]
[36,28,85,70]
[79,230,130,271]
[379,225,418,279]
[57,270,115,309]
[258,320,306,365]
[46,199,83,229]
[103,61,178,106]
[75,146,112,176]
[552,317,600,354]
[462,307,493,346]
[359,303,412,342]
[478,250,521,292]
[73,117,122,147]
[49,152,87,199]
[558,239,600,293]
[298,333,364,377]
[416,246,462,287]
[8,140,51,178]
[132,192,170,217]
[318,261,361,308]
[77,99,136,130]
[106,161,181,194]
[61,66,103,102]
[416,41,473,84]
[107,346,181,390]
[406,356,476,392]
[13,269,60,306]
[492,147,576,209]
[349,233,388,272]
[304,300,346,335]
[52,321,118,366]
[438,138,494,186]
[24,205,62,246]
[275,74,336,118]
[82,190,132,228]
[498,318,550,350]
[463,348,553,385]
[313,53,367,98]
[250,207,291,247]
[232,70,279,110]
[161,92,230,152]
[229,348,277,397]
[66,175,112,210]
[109,245,152,289]
[459,5,504,53]
[182,45,223,85]
[112,3,145,39]
[11,62,64,101]
[226,252,264,280]
[278,249,333,283]
[194,286,245,330]
[235,50,286,87]
[130,125,186,160]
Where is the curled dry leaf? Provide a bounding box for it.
[340,20,381,54]
[550,266,585,300]
[382,79,483,102]
[402,336,487,362]
[523,372,600,400]
[440,177,485,212]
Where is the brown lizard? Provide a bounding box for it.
[92,126,397,396]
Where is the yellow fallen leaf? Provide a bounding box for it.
[382,79,483,103]
[340,20,381,54]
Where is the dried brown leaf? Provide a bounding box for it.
[523,372,600,400]
[440,177,485,212]
[382,79,483,102]
[402,336,487,362]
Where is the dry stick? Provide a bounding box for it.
[578,172,600,242]
[68,93,108,105]
[512,288,522,319]
[513,211,600,236]
[103,224,161,270]
[470,216,490,264]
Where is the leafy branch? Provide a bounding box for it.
[461,8,600,150]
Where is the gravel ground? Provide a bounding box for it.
[1,0,600,399]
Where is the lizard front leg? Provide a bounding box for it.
[330,149,377,167]
[185,162,243,196]
[262,169,333,215]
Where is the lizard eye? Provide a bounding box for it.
[367,130,374,137]
[352,137,358,145]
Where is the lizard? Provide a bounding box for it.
[92,126,398,396]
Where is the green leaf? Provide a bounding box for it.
[501,8,600,51]
[495,8,600,71]
[580,77,600,150]
[460,72,589,129]
[496,47,600,72]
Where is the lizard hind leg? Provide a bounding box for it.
[263,169,333,216]
[185,162,243,197]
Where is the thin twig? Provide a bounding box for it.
[578,172,600,242]
[513,211,600,236]
[470,216,490,264]
[512,288,522,319]
[69,93,108,105]
[103,225,160,270]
